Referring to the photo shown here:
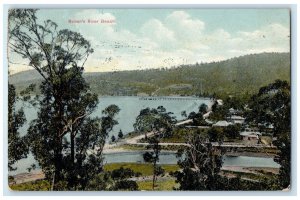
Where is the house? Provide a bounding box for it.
[227,115,245,124]
[228,108,243,115]
[216,99,223,106]
[240,131,262,145]
[229,108,236,114]
[203,111,212,119]
[212,121,232,127]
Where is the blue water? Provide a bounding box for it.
[10,152,280,175]
[17,96,213,139]
[11,96,279,176]
[104,152,280,168]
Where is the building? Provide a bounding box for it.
[212,121,232,127]
[240,131,262,145]
[203,111,212,119]
[227,115,245,124]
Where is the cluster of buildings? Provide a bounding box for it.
[208,106,273,145]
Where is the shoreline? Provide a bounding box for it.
[103,146,275,158]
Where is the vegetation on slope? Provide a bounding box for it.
[10,52,290,98]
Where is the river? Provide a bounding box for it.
[10,151,280,176]
[17,96,214,139]
[10,96,279,176]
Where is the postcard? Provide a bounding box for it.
[7,8,291,191]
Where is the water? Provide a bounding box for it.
[103,151,179,165]
[11,96,213,175]
[18,96,214,138]
[10,152,280,175]
[103,152,280,168]
[92,96,213,138]
[11,96,280,176]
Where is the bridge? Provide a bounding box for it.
[139,97,211,101]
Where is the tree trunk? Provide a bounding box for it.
[53,89,64,190]
[71,132,75,164]
[152,161,156,190]
[53,139,63,190]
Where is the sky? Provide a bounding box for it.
[8,9,290,74]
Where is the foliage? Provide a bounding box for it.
[246,80,291,188]
[134,106,176,138]
[223,124,241,139]
[113,180,138,191]
[174,134,224,190]
[110,167,138,191]
[209,103,228,121]
[10,53,290,98]
[183,103,208,126]
[143,136,163,190]
[207,127,224,143]
[8,9,120,190]
[84,172,113,191]
[104,163,179,176]
[118,129,123,139]
[9,180,51,191]
[110,167,136,180]
[111,135,116,143]
[217,176,281,191]
[134,106,176,190]
[187,111,206,126]
[199,103,208,114]
[8,84,28,171]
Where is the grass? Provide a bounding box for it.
[260,136,273,145]
[9,180,50,191]
[104,163,180,176]
[238,147,278,155]
[221,169,274,181]
[137,179,178,191]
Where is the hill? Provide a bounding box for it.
[9,52,290,98]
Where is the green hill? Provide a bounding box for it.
[9,52,290,98]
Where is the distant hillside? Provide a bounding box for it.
[9,52,290,98]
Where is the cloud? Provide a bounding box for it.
[166,11,205,39]
[9,10,290,74]
[140,19,176,49]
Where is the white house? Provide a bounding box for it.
[212,121,232,127]
[216,99,223,106]
[240,131,262,145]
[227,115,245,124]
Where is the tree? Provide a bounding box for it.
[8,9,120,190]
[133,106,176,139]
[246,80,291,188]
[110,167,138,191]
[113,180,138,191]
[118,129,123,139]
[134,106,175,190]
[143,136,165,190]
[181,111,187,118]
[111,135,116,143]
[224,124,241,139]
[174,134,224,190]
[199,103,208,115]
[8,84,28,171]
[187,111,206,126]
[207,127,224,143]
